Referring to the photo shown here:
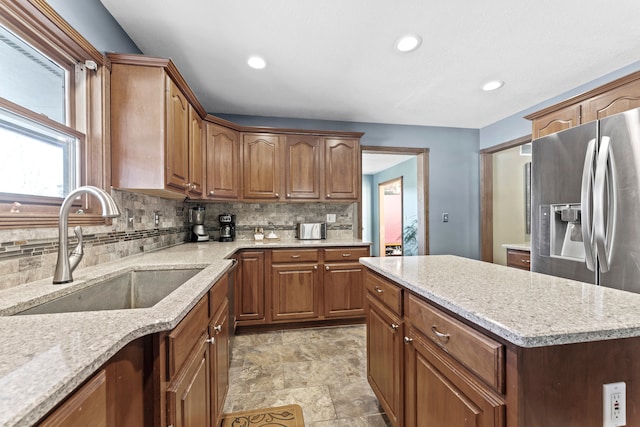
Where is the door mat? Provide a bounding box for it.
[221,404,305,427]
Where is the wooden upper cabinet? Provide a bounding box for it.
[527,70,640,138]
[165,79,190,192]
[187,105,204,197]
[285,135,321,200]
[531,104,581,139]
[581,77,640,123]
[242,133,283,200]
[205,123,240,200]
[325,138,359,200]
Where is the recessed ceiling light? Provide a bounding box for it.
[482,80,505,91]
[395,35,422,53]
[247,56,266,69]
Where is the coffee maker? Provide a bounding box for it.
[189,206,209,242]
[218,213,236,242]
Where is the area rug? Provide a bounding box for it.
[220,404,305,427]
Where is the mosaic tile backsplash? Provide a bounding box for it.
[0,190,356,290]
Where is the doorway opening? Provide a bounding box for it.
[379,177,403,256]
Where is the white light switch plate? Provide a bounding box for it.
[326,214,336,223]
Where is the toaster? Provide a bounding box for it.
[295,223,327,240]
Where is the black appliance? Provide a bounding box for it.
[219,213,236,242]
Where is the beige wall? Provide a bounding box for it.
[492,146,531,265]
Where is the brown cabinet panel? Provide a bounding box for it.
[166,78,190,192]
[39,370,108,427]
[323,262,365,318]
[209,299,229,427]
[324,138,359,200]
[166,337,211,427]
[187,105,204,197]
[324,247,370,262]
[532,104,581,139]
[506,249,531,270]
[404,329,505,427]
[271,249,319,263]
[242,133,282,200]
[285,135,321,199]
[235,250,265,322]
[582,77,640,123]
[365,270,402,315]
[205,122,240,200]
[367,295,403,427]
[168,295,210,378]
[271,263,321,321]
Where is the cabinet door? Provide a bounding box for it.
[235,251,265,322]
[404,328,505,427]
[323,262,365,318]
[271,263,321,321]
[285,135,321,200]
[205,123,240,200]
[187,105,204,197]
[532,104,581,139]
[582,77,640,123]
[209,299,229,427]
[324,138,359,200]
[167,337,211,427]
[39,370,108,427]
[367,295,403,427]
[242,133,282,200]
[166,78,190,192]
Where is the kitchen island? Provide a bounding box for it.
[0,238,367,427]
[360,255,640,427]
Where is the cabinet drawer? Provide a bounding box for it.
[271,249,319,263]
[507,249,531,270]
[168,295,210,377]
[407,294,504,392]
[365,270,402,315]
[324,247,370,262]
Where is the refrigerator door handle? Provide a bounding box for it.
[580,138,597,272]
[594,136,617,273]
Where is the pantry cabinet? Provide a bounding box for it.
[205,122,240,200]
[109,53,207,199]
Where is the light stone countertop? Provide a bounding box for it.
[0,238,369,427]
[360,255,640,349]
[501,242,531,251]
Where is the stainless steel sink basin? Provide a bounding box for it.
[17,268,203,315]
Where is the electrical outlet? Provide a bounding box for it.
[603,382,626,427]
[326,214,336,223]
[442,213,449,223]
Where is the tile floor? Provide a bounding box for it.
[223,324,392,426]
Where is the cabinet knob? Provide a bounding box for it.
[325,265,330,271]
[314,265,318,270]
[275,193,279,197]
[326,194,330,198]
[391,323,399,330]
[214,325,223,333]
[431,326,450,343]
[209,190,215,196]
[206,337,215,344]
[403,336,413,344]
[287,193,291,198]
[375,286,383,294]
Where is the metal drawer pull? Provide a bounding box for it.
[374,286,383,294]
[391,323,399,330]
[522,259,530,263]
[206,337,215,344]
[214,325,222,333]
[431,326,450,343]
[342,253,351,257]
[291,255,300,258]
[403,336,413,344]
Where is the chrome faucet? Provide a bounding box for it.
[53,186,121,284]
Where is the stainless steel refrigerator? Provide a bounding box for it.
[532,107,640,293]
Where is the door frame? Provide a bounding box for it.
[360,146,429,255]
[479,134,531,262]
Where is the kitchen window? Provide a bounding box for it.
[0,0,108,229]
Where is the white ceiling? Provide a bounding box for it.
[100,0,640,129]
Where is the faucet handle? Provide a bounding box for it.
[69,226,84,272]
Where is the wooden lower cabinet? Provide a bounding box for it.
[210,299,230,426]
[506,249,530,271]
[367,295,403,427]
[235,250,265,324]
[39,370,108,427]
[404,328,505,427]
[271,262,321,321]
[324,261,365,318]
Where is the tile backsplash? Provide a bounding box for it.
[0,190,357,290]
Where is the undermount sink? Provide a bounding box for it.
[17,268,203,315]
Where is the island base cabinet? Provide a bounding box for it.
[404,329,505,427]
[367,295,403,427]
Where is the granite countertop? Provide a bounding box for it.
[0,238,368,427]
[501,242,531,251]
[360,255,640,348]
